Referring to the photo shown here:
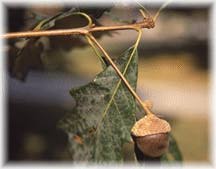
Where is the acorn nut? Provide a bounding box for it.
[131,114,171,158]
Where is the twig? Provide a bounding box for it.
[1,18,154,39]
[88,33,152,115]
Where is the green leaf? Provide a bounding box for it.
[168,134,183,161]
[32,6,113,31]
[32,8,77,31]
[161,133,183,162]
[58,46,138,161]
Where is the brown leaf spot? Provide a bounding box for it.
[73,135,83,145]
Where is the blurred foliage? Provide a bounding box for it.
[10,39,44,80]
[7,6,112,80]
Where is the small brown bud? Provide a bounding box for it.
[131,114,171,158]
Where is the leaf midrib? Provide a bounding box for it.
[95,47,137,134]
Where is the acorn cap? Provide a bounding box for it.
[131,114,171,137]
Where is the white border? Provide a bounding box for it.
[0,0,215,169]
[210,0,216,167]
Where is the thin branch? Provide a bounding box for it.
[88,31,142,133]
[87,33,152,115]
[1,17,154,39]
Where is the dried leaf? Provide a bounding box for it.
[9,8,112,80]
[11,39,44,80]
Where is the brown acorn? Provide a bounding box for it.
[131,113,171,158]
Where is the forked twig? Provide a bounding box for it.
[2,8,158,115]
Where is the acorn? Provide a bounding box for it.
[131,113,171,158]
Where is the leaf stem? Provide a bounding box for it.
[135,0,151,17]
[153,0,172,22]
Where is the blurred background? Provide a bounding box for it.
[5,2,210,162]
